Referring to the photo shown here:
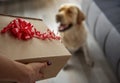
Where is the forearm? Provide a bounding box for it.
[0,55,30,82]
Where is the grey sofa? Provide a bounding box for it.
[81,0,120,80]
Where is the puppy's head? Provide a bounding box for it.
[56,4,85,32]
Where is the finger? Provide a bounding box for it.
[39,73,44,78]
[35,72,44,80]
[28,62,47,69]
[38,62,48,69]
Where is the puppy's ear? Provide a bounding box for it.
[76,8,85,24]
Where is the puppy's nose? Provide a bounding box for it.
[56,14,63,22]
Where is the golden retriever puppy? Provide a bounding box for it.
[56,4,94,66]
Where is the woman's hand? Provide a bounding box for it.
[0,55,50,83]
[17,62,48,83]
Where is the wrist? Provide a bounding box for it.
[14,62,33,83]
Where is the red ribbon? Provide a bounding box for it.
[0,18,60,40]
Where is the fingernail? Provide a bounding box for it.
[47,61,52,66]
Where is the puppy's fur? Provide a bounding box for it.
[56,4,93,66]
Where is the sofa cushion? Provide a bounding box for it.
[87,2,101,35]
[94,0,120,33]
[105,28,120,78]
[82,0,120,80]
[81,0,93,16]
[95,13,113,49]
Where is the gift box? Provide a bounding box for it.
[0,14,71,82]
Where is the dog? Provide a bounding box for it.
[56,4,94,66]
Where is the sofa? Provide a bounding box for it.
[81,0,120,80]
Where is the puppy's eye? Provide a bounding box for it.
[59,9,62,12]
[67,9,73,14]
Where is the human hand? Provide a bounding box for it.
[17,62,50,83]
